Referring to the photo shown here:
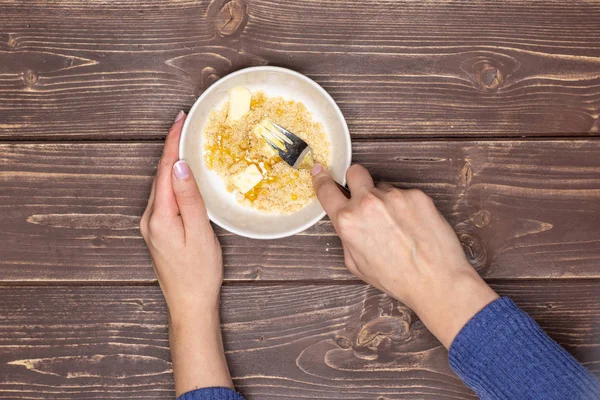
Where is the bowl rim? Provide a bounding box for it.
[179,65,352,239]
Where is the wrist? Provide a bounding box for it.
[168,295,220,326]
[408,266,499,348]
[168,295,233,396]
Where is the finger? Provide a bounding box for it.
[140,177,157,234]
[346,164,374,193]
[172,160,211,239]
[153,110,186,218]
[312,163,349,220]
[144,177,157,216]
[342,245,359,276]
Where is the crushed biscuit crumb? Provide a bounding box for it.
[203,91,331,213]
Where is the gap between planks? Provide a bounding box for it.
[0,135,600,146]
[1,277,598,288]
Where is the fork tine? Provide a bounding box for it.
[265,126,293,146]
[268,122,295,145]
[261,131,286,155]
[262,127,287,149]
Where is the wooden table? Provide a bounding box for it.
[1,1,599,398]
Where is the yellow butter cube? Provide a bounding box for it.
[252,119,279,158]
[227,87,251,122]
[232,164,263,194]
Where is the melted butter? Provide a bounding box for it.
[207,130,282,203]
[205,143,244,165]
[250,92,266,109]
[245,183,262,201]
[243,158,281,202]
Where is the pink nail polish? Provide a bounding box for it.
[312,163,323,176]
[174,110,185,123]
[173,160,190,180]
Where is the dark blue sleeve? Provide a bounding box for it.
[177,387,245,400]
[449,297,600,400]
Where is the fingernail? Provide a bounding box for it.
[173,160,190,180]
[311,163,323,176]
[174,110,185,123]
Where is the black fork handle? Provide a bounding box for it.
[336,182,351,198]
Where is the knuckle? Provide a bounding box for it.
[139,219,148,239]
[176,187,200,206]
[148,217,162,236]
[407,188,425,198]
[385,189,410,212]
[360,191,384,210]
[314,174,330,190]
[313,177,334,200]
[313,175,324,189]
[336,208,354,231]
[408,189,433,205]
[387,188,406,202]
[158,156,171,169]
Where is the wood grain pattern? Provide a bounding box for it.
[1,140,600,282]
[2,1,599,398]
[1,0,599,139]
[0,281,597,399]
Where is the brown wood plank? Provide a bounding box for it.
[1,140,600,282]
[1,0,599,139]
[0,281,597,399]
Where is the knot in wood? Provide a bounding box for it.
[459,233,487,273]
[590,118,599,133]
[356,315,412,350]
[335,337,352,349]
[91,235,106,248]
[216,0,246,37]
[201,67,221,90]
[23,70,38,86]
[8,35,18,48]
[459,163,473,187]
[476,65,503,90]
[472,210,491,228]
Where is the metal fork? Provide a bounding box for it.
[261,121,351,198]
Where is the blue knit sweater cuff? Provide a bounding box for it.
[177,387,245,400]
[449,296,600,400]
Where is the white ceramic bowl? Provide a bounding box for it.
[179,66,351,239]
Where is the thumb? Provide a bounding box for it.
[172,160,210,235]
[312,163,348,221]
